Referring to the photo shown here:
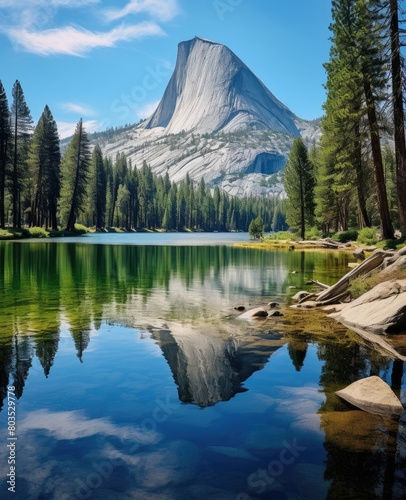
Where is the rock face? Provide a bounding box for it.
[98,37,321,197]
[335,376,404,418]
[145,37,299,136]
[152,324,282,407]
[330,279,406,334]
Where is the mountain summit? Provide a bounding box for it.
[145,36,299,136]
[99,37,320,197]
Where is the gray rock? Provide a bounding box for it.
[268,302,280,308]
[234,305,246,311]
[292,291,311,301]
[335,376,404,418]
[238,307,268,320]
[145,36,299,136]
[330,279,406,334]
[353,247,365,260]
[268,310,283,317]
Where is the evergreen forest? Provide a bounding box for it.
[285,0,406,242]
[0,81,284,234]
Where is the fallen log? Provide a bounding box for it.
[306,279,330,289]
[296,239,343,249]
[315,250,393,303]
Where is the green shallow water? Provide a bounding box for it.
[0,237,405,499]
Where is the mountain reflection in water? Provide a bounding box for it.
[153,325,285,407]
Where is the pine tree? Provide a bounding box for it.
[10,80,33,227]
[0,81,10,228]
[248,216,264,240]
[27,105,60,229]
[60,119,91,231]
[389,0,406,236]
[86,145,106,229]
[284,138,315,239]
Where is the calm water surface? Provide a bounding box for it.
[0,234,405,499]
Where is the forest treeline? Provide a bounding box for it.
[285,0,406,241]
[0,81,286,233]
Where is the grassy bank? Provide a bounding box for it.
[0,224,89,240]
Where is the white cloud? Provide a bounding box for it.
[0,0,175,57]
[61,102,96,115]
[57,119,101,139]
[6,22,164,57]
[105,0,180,23]
[0,0,100,29]
[136,99,160,119]
[19,409,160,444]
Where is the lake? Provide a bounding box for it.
[0,234,405,499]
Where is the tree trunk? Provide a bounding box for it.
[354,122,370,227]
[363,77,394,239]
[66,123,83,232]
[390,0,406,237]
[300,170,305,239]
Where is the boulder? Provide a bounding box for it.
[268,310,283,317]
[335,376,403,418]
[268,302,279,308]
[330,279,406,334]
[237,307,268,320]
[292,291,311,301]
[353,248,365,260]
[234,305,246,311]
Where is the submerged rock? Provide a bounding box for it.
[245,424,289,451]
[234,305,246,311]
[335,376,404,418]
[205,446,259,461]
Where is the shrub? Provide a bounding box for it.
[332,230,359,243]
[268,231,300,241]
[357,227,378,245]
[74,224,88,235]
[28,227,49,238]
[375,238,406,250]
[305,226,323,240]
[8,228,30,239]
[0,229,14,240]
[349,275,373,299]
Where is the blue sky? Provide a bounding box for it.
[0,0,332,138]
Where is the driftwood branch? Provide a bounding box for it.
[306,279,330,289]
[315,250,393,303]
[296,238,346,249]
